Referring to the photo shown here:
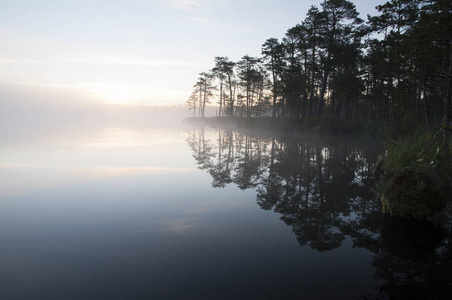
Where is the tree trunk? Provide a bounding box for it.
[202,85,207,118]
[198,89,202,117]
[315,66,330,117]
[272,66,277,118]
[423,79,429,129]
[219,80,223,117]
[228,76,234,117]
[442,56,451,161]
[307,43,316,118]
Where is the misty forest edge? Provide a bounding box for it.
[184,0,452,220]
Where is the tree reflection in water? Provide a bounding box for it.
[186,126,452,298]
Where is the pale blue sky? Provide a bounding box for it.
[0,0,384,106]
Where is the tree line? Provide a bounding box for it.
[186,0,451,131]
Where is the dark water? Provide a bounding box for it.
[0,125,451,299]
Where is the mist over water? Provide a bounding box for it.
[1,92,451,299]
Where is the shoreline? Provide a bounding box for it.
[183,116,380,136]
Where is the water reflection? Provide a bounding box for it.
[187,127,381,251]
[0,127,192,196]
[187,126,452,298]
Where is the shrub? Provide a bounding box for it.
[381,125,452,186]
[381,169,446,219]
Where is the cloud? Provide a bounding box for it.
[187,16,211,25]
[166,0,207,11]
[187,16,257,34]
[0,28,207,68]
[0,50,203,68]
[0,30,203,67]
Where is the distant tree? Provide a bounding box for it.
[194,72,215,117]
[237,55,266,117]
[304,6,323,118]
[329,27,364,119]
[212,57,228,117]
[281,25,303,117]
[211,57,236,117]
[186,91,198,117]
[315,0,363,117]
[262,38,285,117]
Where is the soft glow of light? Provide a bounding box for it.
[81,83,188,105]
[79,82,151,105]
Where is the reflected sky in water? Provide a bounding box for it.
[0,127,193,195]
[1,125,449,299]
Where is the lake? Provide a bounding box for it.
[0,123,450,299]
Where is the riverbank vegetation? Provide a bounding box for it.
[186,0,451,218]
[379,116,451,219]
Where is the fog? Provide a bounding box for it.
[0,81,199,147]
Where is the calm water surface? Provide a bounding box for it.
[0,124,450,299]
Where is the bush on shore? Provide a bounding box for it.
[379,123,451,219]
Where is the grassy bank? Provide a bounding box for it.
[378,116,452,219]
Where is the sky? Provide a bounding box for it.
[0,0,384,107]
